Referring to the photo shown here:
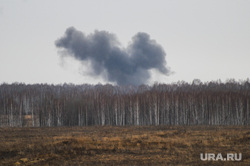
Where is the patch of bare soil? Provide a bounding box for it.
[0,126,249,165]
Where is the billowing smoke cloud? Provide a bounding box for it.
[55,27,170,85]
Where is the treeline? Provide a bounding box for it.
[0,79,250,127]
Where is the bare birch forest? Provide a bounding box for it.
[0,80,249,127]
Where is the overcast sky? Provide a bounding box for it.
[1,0,250,85]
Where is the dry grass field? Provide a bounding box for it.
[0,126,249,165]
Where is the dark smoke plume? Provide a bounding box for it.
[55,27,170,85]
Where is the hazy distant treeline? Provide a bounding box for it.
[0,80,249,127]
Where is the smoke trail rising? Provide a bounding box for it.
[55,27,170,85]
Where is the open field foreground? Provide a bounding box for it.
[0,126,249,165]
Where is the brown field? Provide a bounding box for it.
[0,126,249,166]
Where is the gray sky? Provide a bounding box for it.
[1,0,250,85]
